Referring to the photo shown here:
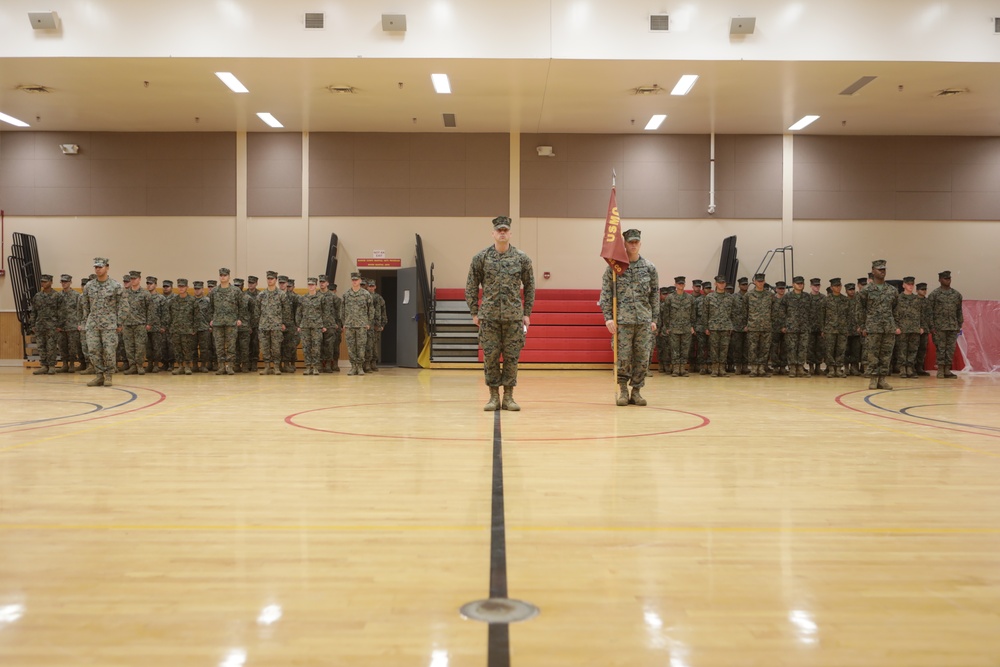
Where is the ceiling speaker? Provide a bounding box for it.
[730,17,756,35]
[381,14,406,31]
[28,11,59,30]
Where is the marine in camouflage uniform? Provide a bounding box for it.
[655,287,671,373]
[330,283,344,371]
[121,271,154,375]
[160,280,176,371]
[663,277,695,377]
[81,257,125,386]
[687,280,703,373]
[192,282,212,372]
[745,273,777,377]
[166,279,199,375]
[57,274,82,372]
[233,278,255,372]
[246,276,261,371]
[694,280,712,374]
[257,271,290,375]
[600,228,658,407]
[280,277,300,373]
[844,283,863,376]
[296,278,330,375]
[780,277,812,378]
[466,216,536,411]
[819,278,850,377]
[858,259,899,390]
[365,280,388,372]
[703,276,733,377]
[318,276,342,373]
[30,274,62,375]
[208,268,246,375]
[927,269,963,378]
[913,282,931,376]
[342,273,374,376]
[143,277,165,373]
[893,277,924,378]
[728,278,749,374]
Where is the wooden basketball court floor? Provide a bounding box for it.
[1,366,999,667]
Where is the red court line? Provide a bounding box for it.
[286,400,710,442]
[1,386,167,436]
[834,389,1000,439]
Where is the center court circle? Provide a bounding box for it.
[285,400,710,442]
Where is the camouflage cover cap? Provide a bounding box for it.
[307,277,318,285]
[88,273,97,280]
[623,229,641,241]
[857,277,868,285]
[666,286,676,294]
[659,286,671,294]
[674,276,686,283]
[830,277,842,286]
[287,278,295,285]
[902,276,915,284]
[792,276,804,284]
[60,274,72,282]
[872,259,887,269]
[492,216,512,230]
[278,275,288,282]
[219,267,231,276]
[129,270,141,278]
[146,276,157,283]
[810,277,821,285]
[40,273,53,281]
[775,281,787,289]
[318,275,328,282]
[916,282,927,290]
[162,279,173,287]
[331,284,338,290]
[122,274,132,282]
[938,270,951,278]
[724,284,734,292]
[176,278,189,287]
[266,271,278,279]
[351,272,361,280]
[845,282,856,290]
[93,257,109,267]
[233,278,244,286]
[692,279,702,286]
[714,275,727,283]
[207,280,218,287]
[753,273,766,281]
[193,281,204,288]
[247,275,259,283]
[737,277,749,284]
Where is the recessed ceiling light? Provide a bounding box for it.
[671,75,699,96]
[431,73,451,94]
[256,112,283,128]
[788,115,820,131]
[645,114,667,131]
[0,112,30,127]
[216,72,249,93]
[840,76,877,96]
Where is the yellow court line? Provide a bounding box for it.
[2,523,1000,536]
[0,386,270,455]
[716,384,1000,460]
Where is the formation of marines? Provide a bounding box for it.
[654,260,964,390]
[29,258,389,385]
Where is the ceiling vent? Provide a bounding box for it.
[382,14,406,31]
[839,76,877,96]
[442,113,456,128]
[730,17,756,35]
[304,13,324,29]
[327,85,356,94]
[28,11,58,30]
[935,88,968,97]
[649,14,669,32]
[632,84,663,96]
[17,84,51,94]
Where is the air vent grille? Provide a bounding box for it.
[442,114,457,128]
[649,14,669,32]
[839,76,877,96]
[305,13,325,29]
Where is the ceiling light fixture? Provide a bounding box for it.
[431,73,451,94]
[840,76,877,96]
[671,75,699,96]
[215,72,249,93]
[788,115,820,131]
[0,112,30,127]
[645,114,667,131]
[256,113,284,128]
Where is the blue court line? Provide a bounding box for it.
[0,388,138,429]
[864,388,1000,433]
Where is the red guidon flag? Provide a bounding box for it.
[600,187,629,275]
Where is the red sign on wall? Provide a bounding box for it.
[356,258,402,268]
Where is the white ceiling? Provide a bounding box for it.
[0,57,998,135]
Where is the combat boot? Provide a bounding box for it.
[332,362,340,373]
[215,364,227,375]
[788,365,797,378]
[171,364,183,375]
[672,363,682,378]
[60,361,73,373]
[184,363,192,375]
[273,362,282,376]
[943,364,957,379]
[827,366,837,378]
[103,373,113,387]
[936,365,945,379]
[616,382,629,407]
[748,364,759,378]
[678,364,689,377]
[136,363,145,375]
[837,365,848,378]
[501,387,520,411]
[32,366,48,375]
[80,363,96,375]
[123,365,137,375]
[915,366,930,376]
[877,376,893,390]
[869,375,878,390]
[484,387,501,411]
[710,363,719,378]
[718,363,729,377]
[86,373,105,387]
[629,387,647,406]
[226,363,235,375]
